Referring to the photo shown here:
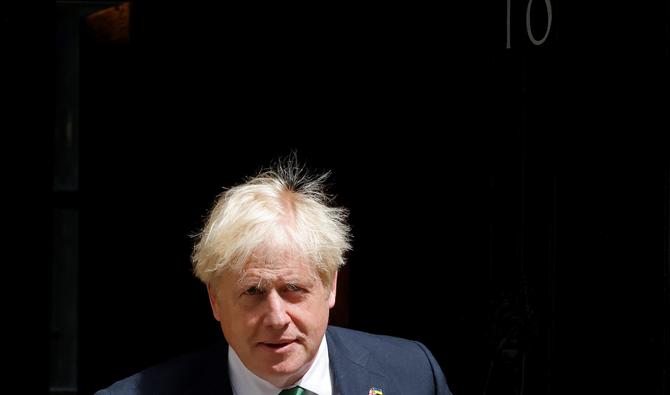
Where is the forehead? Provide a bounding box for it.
[236,248,317,279]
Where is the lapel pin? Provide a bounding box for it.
[368,388,383,395]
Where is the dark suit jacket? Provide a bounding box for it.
[95,326,453,395]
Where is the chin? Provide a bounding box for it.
[268,356,304,375]
[265,356,308,379]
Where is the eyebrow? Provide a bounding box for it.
[237,273,313,289]
[237,275,267,289]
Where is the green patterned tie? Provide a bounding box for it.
[278,386,318,395]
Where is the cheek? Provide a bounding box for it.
[220,310,254,348]
[223,306,263,335]
[295,300,331,330]
[218,303,244,330]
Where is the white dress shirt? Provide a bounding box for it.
[229,335,333,395]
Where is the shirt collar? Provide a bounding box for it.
[228,335,332,395]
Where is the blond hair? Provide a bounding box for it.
[192,159,351,288]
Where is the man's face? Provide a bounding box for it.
[208,252,336,388]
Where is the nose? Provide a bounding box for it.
[263,290,291,329]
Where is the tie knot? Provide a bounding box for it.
[278,386,317,395]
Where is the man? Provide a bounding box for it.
[96,159,453,395]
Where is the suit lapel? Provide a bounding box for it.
[326,328,394,395]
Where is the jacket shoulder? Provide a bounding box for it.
[327,325,430,358]
[327,326,452,394]
[95,342,228,395]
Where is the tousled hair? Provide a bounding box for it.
[191,158,351,289]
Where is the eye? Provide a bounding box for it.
[285,283,302,292]
[243,286,264,296]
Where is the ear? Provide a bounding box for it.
[206,284,222,322]
[328,271,338,309]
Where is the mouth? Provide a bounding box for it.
[259,340,297,351]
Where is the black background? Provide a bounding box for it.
[35,1,670,394]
